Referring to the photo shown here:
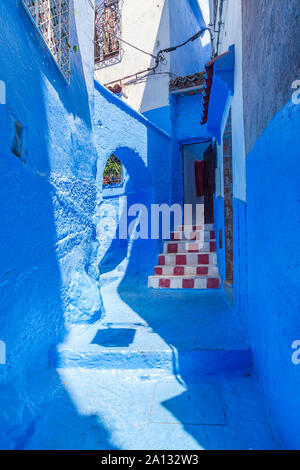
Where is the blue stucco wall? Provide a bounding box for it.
[247,100,300,449]
[214,196,226,279]
[142,106,171,136]
[214,195,248,317]
[0,0,103,449]
[170,92,211,205]
[0,2,173,448]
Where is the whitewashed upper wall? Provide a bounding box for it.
[95,0,210,114]
[213,0,246,202]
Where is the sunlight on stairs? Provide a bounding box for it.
[148,224,220,289]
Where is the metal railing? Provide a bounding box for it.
[22,0,71,82]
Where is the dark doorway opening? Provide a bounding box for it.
[182,141,214,225]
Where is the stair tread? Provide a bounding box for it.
[159,252,216,256]
[167,240,216,243]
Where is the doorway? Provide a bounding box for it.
[182,141,215,225]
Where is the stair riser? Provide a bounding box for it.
[55,350,174,372]
[159,253,217,266]
[155,266,219,276]
[149,224,219,290]
[54,349,252,377]
[171,230,216,241]
[164,241,216,254]
[148,277,220,289]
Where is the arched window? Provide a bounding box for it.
[103,155,123,186]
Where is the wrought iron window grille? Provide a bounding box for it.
[22,0,71,83]
[94,0,122,69]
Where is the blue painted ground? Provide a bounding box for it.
[20,274,281,450]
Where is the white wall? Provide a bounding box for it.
[95,0,171,113]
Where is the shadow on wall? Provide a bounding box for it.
[0,0,113,450]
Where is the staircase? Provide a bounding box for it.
[148,224,220,289]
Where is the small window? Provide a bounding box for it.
[103,155,123,186]
[95,0,121,68]
[9,112,28,162]
[0,80,6,105]
[22,0,71,82]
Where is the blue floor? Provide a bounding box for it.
[19,275,281,450]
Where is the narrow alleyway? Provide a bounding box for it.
[24,275,281,450]
[0,0,299,452]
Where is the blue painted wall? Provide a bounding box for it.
[0,0,103,449]
[214,195,248,318]
[246,100,300,449]
[142,106,171,135]
[0,0,173,449]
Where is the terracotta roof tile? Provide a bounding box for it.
[169,72,205,91]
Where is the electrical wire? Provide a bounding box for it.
[104,27,210,87]
[158,29,206,55]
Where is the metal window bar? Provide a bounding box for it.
[22,0,71,83]
[95,0,122,68]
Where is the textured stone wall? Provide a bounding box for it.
[0,0,173,448]
[242,0,300,448]
[242,0,300,154]
[0,0,102,448]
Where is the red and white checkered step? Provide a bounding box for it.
[148,225,220,290]
[148,275,220,289]
[171,227,215,241]
[177,224,214,232]
[164,240,217,254]
[158,252,217,266]
[148,276,220,289]
[154,265,219,276]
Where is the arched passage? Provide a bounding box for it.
[97,147,156,280]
